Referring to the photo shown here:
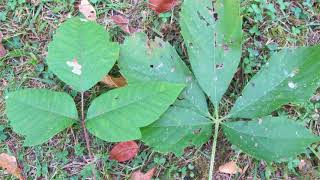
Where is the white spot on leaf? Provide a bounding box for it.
[288,81,297,89]
[67,59,82,75]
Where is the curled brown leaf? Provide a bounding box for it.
[101,75,127,88]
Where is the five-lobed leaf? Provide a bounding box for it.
[86,81,185,142]
[230,45,320,119]
[180,0,242,106]
[119,33,212,155]
[222,116,320,162]
[5,89,77,146]
[47,17,119,92]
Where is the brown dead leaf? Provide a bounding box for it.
[79,0,96,21]
[131,167,156,180]
[0,153,22,179]
[101,75,127,88]
[218,161,242,175]
[0,31,6,57]
[148,0,178,14]
[110,15,139,34]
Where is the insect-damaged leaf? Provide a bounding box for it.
[222,116,320,162]
[119,33,212,155]
[86,81,185,142]
[148,0,178,14]
[47,17,119,92]
[230,45,320,119]
[180,0,242,106]
[109,141,139,162]
[5,89,77,146]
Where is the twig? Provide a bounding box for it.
[80,92,97,180]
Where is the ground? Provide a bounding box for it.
[0,0,320,179]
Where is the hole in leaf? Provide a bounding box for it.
[213,13,218,21]
[150,64,154,68]
[193,128,202,134]
[215,64,224,69]
[197,11,210,26]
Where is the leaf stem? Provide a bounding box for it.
[208,107,220,180]
[80,92,96,180]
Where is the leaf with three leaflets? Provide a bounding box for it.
[119,33,212,155]
[86,81,185,142]
[47,18,119,92]
[230,45,320,119]
[180,0,242,106]
[5,89,77,146]
[222,116,320,162]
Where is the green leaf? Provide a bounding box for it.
[5,89,77,146]
[180,0,242,106]
[47,17,119,92]
[230,45,320,119]
[119,33,212,155]
[86,81,185,142]
[222,116,320,162]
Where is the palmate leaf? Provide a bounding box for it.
[118,33,212,155]
[223,116,320,162]
[230,45,320,119]
[85,81,185,142]
[5,89,77,146]
[180,0,242,106]
[47,17,119,92]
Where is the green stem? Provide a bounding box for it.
[208,107,220,180]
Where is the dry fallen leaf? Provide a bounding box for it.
[148,0,178,14]
[111,15,139,34]
[111,15,130,33]
[218,161,242,175]
[0,153,22,179]
[101,75,127,88]
[79,0,96,21]
[109,141,139,162]
[0,31,7,57]
[131,167,156,180]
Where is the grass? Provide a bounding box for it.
[0,0,320,179]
